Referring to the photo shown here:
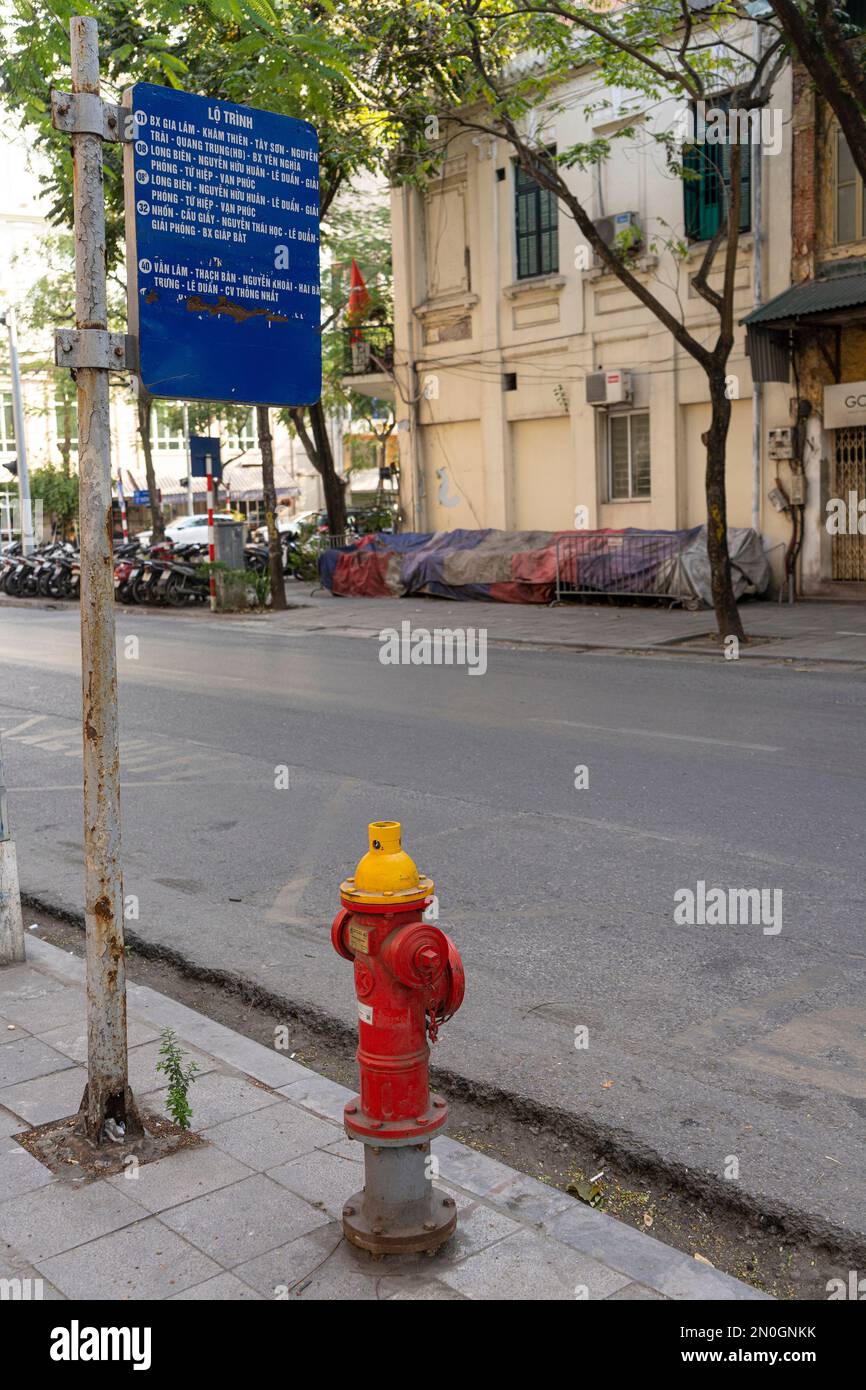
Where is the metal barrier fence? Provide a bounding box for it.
[554,531,682,602]
[306,532,352,553]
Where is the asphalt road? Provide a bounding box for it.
[1,603,864,1242]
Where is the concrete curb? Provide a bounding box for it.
[16,936,769,1300]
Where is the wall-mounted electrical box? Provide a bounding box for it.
[767,486,789,513]
[768,427,795,460]
[788,472,807,506]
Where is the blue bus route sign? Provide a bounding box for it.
[124,83,320,406]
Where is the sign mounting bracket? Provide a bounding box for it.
[50,89,129,142]
[54,327,137,372]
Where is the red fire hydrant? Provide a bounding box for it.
[331,820,465,1255]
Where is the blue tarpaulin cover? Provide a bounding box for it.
[318,527,770,607]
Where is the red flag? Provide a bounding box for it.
[347,258,372,326]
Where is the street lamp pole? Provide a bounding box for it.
[183,401,194,515]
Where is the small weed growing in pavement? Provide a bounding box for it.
[156,1028,199,1130]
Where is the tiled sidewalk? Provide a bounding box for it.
[257,593,866,666]
[0,939,769,1301]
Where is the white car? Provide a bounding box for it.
[251,509,318,543]
[135,513,238,549]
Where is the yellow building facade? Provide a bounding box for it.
[382,63,798,593]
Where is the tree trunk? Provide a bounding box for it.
[136,390,164,542]
[291,401,347,534]
[256,405,286,610]
[704,372,745,643]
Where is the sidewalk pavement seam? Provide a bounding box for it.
[0,940,769,1300]
[5,593,866,666]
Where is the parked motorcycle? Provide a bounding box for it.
[159,544,210,606]
[112,540,143,604]
[1,541,80,600]
[127,542,175,605]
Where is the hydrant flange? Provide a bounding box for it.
[344,1092,449,1145]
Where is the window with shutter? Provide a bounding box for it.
[683,97,752,243]
[515,153,559,279]
[836,128,866,243]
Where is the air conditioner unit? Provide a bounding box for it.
[586,369,633,407]
[593,211,642,261]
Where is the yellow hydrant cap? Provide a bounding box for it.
[341,820,434,907]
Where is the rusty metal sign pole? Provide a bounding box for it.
[62,16,140,1141]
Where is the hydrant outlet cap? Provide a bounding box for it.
[340,821,434,907]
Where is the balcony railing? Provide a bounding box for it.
[343,323,394,376]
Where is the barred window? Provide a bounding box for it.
[608,412,651,500]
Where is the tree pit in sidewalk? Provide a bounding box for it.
[14,1107,203,1183]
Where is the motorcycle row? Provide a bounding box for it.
[0,535,288,607]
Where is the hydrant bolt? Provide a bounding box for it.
[332,820,465,1256]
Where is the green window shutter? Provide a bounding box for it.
[683,139,702,241]
[516,183,538,277]
[515,152,559,279]
[683,99,752,242]
[538,186,559,274]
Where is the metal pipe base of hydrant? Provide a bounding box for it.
[342,1140,457,1256]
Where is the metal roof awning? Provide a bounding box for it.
[116,465,301,504]
[222,462,301,501]
[115,471,209,503]
[743,260,866,331]
[156,474,207,503]
[742,260,866,383]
